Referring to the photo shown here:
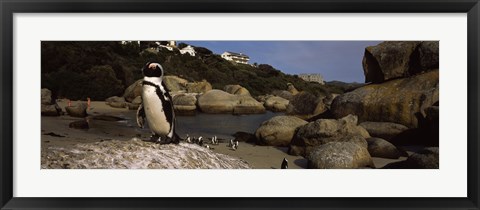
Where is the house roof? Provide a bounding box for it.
[224,51,250,59]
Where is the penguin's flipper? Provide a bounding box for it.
[136,103,145,128]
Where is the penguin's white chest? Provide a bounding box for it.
[142,85,170,136]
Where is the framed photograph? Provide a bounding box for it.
[1,0,479,209]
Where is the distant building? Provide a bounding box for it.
[179,45,196,56]
[299,73,325,85]
[221,51,250,64]
[157,41,177,51]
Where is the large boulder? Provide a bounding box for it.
[255,116,308,146]
[123,79,143,102]
[307,142,374,169]
[186,80,212,93]
[264,96,289,112]
[289,115,370,156]
[197,90,265,114]
[363,41,421,83]
[331,70,439,128]
[359,121,409,141]
[224,85,250,96]
[286,92,325,117]
[163,76,188,92]
[65,103,88,118]
[173,94,197,116]
[41,138,251,169]
[366,137,404,159]
[41,88,62,116]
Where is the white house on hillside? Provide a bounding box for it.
[299,73,325,85]
[157,41,177,51]
[179,45,196,56]
[221,51,250,64]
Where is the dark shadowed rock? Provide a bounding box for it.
[41,104,62,116]
[359,121,409,140]
[287,83,299,95]
[366,137,403,159]
[286,92,326,118]
[417,41,439,72]
[127,103,140,110]
[382,147,438,169]
[307,142,374,169]
[289,115,370,156]
[233,131,257,143]
[255,116,308,146]
[65,103,88,117]
[69,120,89,129]
[173,94,197,115]
[331,70,439,128]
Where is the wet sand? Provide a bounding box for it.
[41,101,407,169]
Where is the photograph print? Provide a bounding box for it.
[40,40,439,169]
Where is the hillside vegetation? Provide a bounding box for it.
[41,41,348,100]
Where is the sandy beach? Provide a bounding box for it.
[41,101,407,169]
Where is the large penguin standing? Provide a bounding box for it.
[136,62,180,144]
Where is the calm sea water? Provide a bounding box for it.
[124,111,283,140]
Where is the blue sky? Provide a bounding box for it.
[182,41,382,83]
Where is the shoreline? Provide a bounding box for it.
[42,101,407,169]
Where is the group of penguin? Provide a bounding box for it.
[184,135,239,151]
[136,62,289,169]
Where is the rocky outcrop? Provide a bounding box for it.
[289,115,370,156]
[65,103,88,117]
[366,137,404,159]
[362,41,438,83]
[255,116,308,146]
[186,80,212,93]
[41,138,251,169]
[123,79,143,102]
[224,85,250,96]
[307,142,374,169]
[359,121,409,141]
[197,90,265,114]
[41,88,62,116]
[331,70,439,128]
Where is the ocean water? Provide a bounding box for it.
[124,111,283,140]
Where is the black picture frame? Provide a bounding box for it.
[1,0,479,209]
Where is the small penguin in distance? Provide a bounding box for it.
[136,62,180,145]
[281,158,288,169]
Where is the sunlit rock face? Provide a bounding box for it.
[41,138,251,169]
